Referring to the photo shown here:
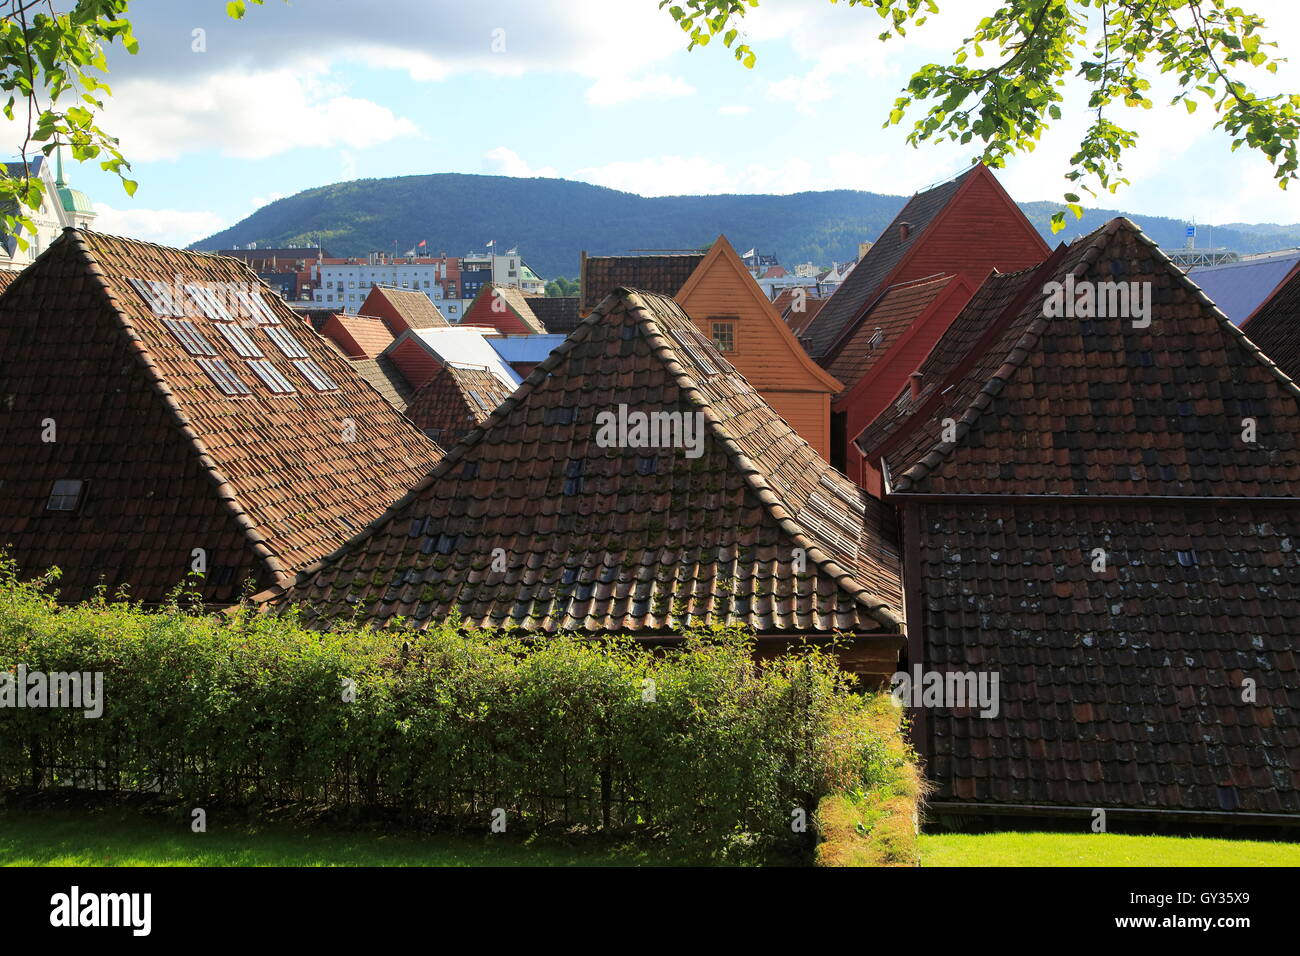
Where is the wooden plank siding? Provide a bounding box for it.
[889,169,1050,290]
[676,237,843,459]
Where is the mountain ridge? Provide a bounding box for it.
[190,172,1300,279]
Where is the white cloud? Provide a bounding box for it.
[585,72,695,107]
[718,104,752,115]
[92,202,225,246]
[115,1,692,112]
[98,67,419,162]
[484,147,558,179]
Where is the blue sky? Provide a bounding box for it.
[7,0,1300,248]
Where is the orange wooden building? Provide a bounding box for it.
[581,236,843,459]
[676,237,842,459]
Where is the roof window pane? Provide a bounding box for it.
[45,479,85,512]
[197,357,251,395]
[294,359,339,391]
[246,358,296,394]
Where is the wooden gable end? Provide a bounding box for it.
[675,237,843,459]
[892,165,1050,290]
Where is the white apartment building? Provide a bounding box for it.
[462,249,546,296]
[313,259,449,313]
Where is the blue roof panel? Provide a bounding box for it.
[1188,251,1300,325]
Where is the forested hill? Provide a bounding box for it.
[191,172,1300,279]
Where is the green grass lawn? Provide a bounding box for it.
[921,830,1300,866]
[0,809,747,867]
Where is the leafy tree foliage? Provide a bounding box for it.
[661,0,1300,230]
[546,276,580,297]
[0,0,263,248]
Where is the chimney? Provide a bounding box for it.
[909,371,923,399]
[899,221,912,242]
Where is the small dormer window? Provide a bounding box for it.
[46,479,85,512]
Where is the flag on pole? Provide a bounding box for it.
[417,239,427,248]
[486,240,495,248]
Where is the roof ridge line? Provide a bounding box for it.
[64,229,291,587]
[623,291,901,631]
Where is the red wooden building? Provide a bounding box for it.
[460,283,546,335]
[799,163,1050,477]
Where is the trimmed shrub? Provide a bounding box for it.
[0,559,907,859]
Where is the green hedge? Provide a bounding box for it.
[0,560,904,857]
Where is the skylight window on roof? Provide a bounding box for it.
[264,325,309,359]
[184,283,234,321]
[818,473,867,514]
[197,358,251,396]
[232,286,281,325]
[294,358,339,391]
[45,479,85,512]
[668,327,717,375]
[467,390,491,414]
[128,278,187,317]
[246,359,296,394]
[216,322,264,358]
[796,505,859,562]
[162,319,218,357]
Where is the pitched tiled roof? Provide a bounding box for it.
[922,498,1300,812]
[580,253,705,312]
[0,229,444,603]
[487,284,546,333]
[863,217,1300,815]
[266,289,903,637]
[773,289,828,336]
[1241,267,1300,384]
[526,295,581,334]
[872,219,1300,496]
[1189,250,1300,326]
[404,363,517,447]
[350,354,416,412]
[800,167,976,358]
[321,312,395,358]
[0,269,19,294]
[364,286,450,331]
[824,274,956,394]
